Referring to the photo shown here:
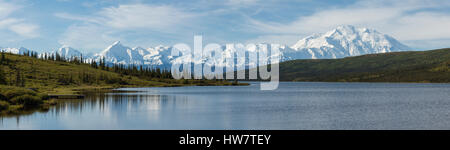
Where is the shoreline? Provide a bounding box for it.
[239,80,450,84]
[51,81,250,95]
[0,81,249,116]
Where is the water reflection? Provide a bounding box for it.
[53,93,189,116]
[1,82,450,130]
[0,92,190,129]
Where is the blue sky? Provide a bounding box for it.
[1,0,450,53]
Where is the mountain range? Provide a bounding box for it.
[1,25,411,69]
[0,47,31,55]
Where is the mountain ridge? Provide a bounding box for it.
[290,25,410,59]
[3,25,412,69]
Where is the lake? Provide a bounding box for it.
[1,82,450,130]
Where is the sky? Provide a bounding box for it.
[1,0,450,53]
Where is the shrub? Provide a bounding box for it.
[0,101,9,111]
[37,93,50,100]
[0,93,6,101]
[3,88,37,101]
[178,79,189,84]
[10,94,43,106]
[106,77,128,85]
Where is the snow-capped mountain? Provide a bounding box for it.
[90,25,411,69]
[92,41,180,68]
[3,25,412,70]
[287,25,410,59]
[38,46,85,61]
[93,41,147,65]
[57,46,83,58]
[142,45,175,67]
[0,47,30,55]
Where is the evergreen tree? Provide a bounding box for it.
[0,52,5,64]
[15,69,21,86]
[0,67,6,85]
[20,73,25,87]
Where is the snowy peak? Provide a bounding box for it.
[112,41,121,45]
[95,41,148,65]
[291,25,410,59]
[101,41,128,54]
[92,41,178,67]
[132,46,150,56]
[57,46,82,58]
[97,41,130,64]
[0,47,30,55]
[99,41,130,58]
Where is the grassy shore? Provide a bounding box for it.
[48,79,247,95]
[0,53,247,115]
[0,85,57,115]
[0,81,247,115]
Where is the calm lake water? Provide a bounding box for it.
[1,82,450,130]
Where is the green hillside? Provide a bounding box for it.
[0,53,238,93]
[0,53,164,93]
[279,48,450,82]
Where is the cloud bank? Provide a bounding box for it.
[0,0,39,41]
[246,0,450,50]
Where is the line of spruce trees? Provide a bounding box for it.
[0,50,173,87]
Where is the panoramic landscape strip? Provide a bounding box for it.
[0,0,449,148]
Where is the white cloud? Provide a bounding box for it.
[245,34,300,45]
[390,12,450,41]
[246,0,450,49]
[99,4,196,30]
[54,0,450,50]
[56,4,196,31]
[9,23,39,38]
[0,0,39,40]
[226,0,260,6]
[58,24,118,51]
[0,18,21,28]
[54,13,103,24]
[56,3,199,51]
[0,0,21,19]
